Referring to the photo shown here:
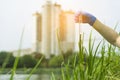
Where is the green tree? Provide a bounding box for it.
[0,51,15,68]
[21,55,37,68]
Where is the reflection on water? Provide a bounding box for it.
[0,74,60,80]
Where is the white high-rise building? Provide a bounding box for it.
[32,1,76,58]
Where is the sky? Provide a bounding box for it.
[0,0,120,51]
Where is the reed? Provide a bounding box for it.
[10,27,25,80]
[56,31,120,80]
[26,56,43,80]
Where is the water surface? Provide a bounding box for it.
[0,74,60,80]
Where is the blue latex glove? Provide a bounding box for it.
[75,11,96,26]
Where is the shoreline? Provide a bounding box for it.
[0,68,63,74]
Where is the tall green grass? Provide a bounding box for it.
[0,26,120,80]
[25,56,43,80]
[9,27,43,80]
[0,53,12,74]
[51,30,120,80]
[10,27,25,80]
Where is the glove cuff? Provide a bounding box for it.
[89,16,96,26]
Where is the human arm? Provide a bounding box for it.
[93,19,120,47]
[75,11,120,47]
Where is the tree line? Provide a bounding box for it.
[0,50,80,68]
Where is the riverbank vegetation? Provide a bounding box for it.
[57,33,120,80]
[1,40,120,80]
[0,33,120,80]
[0,50,76,69]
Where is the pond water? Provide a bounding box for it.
[0,74,61,80]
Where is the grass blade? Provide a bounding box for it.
[26,56,43,80]
[10,27,25,80]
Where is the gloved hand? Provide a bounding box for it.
[75,11,96,26]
